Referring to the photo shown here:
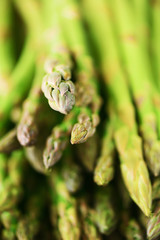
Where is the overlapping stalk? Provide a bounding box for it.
[49,169,80,240]
[79,197,101,240]
[54,0,101,144]
[151,0,160,90]
[93,186,117,235]
[132,0,150,52]
[94,122,115,186]
[0,36,35,137]
[0,128,21,154]
[41,0,75,115]
[106,0,160,176]
[122,218,144,240]
[147,179,160,240]
[13,0,46,146]
[43,109,79,169]
[16,189,44,240]
[0,0,15,96]
[82,0,152,217]
[0,151,24,211]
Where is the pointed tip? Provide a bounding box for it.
[70,123,88,144]
[17,125,38,146]
[145,141,160,177]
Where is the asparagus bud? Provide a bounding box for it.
[147,205,160,240]
[0,128,21,153]
[71,112,99,144]
[42,64,75,114]
[43,127,67,169]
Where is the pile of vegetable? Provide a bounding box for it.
[0,0,160,239]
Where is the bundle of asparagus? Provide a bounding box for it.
[1,0,160,238]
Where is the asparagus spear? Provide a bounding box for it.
[25,118,54,173]
[147,179,160,240]
[79,198,101,240]
[43,109,79,169]
[14,0,46,146]
[49,169,80,240]
[0,37,35,137]
[1,209,20,240]
[132,0,150,51]
[0,151,24,211]
[17,65,45,146]
[94,122,115,186]
[120,212,144,240]
[50,205,62,240]
[0,128,21,153]
[124,219,144,240]
[147,202,160,240]
[82,0,152,216]
[16,189,44,240]
[41,0,75,115]
[130,0,160,168]
[151,0,160,90]
[94,186,117,235]
[25,142,45,174]
[0,0,15,91]
[55,0,101,144]
[106,0,160,176]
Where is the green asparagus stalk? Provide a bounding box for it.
[16,189,44,240]
[131,0,160,168]
[14,0,46,146]
[147,178,160,240]
[124,219,144,240]
[106,0,160,176]
[49,169,80,240]
[151,0,160,89]
[41,0,75,115]
[0,151,24,211]
[147,176,160,240]
[17,65,45,146]
[25,143,45,174]
[50,205,62,240]
[71,107,100,144]
[147,202,160,240]
[76,133,99,172]
[0,37,35,137]
[79,198,101,240]
[0,128,21,153]
[1,209,20,240]
[132,0,150,51]
[93,186,117,235]
[43,109,80,169]
[121,214,144,240]
[82,0,152,216]
[94,122,115,186]
[55,0,101,144]
[0,0,15,91]
[25,121,53,173]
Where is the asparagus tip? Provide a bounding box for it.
[17,124,38,146]
[43,137,67,169]
[70,123,88,144]
[144,141,160,177]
